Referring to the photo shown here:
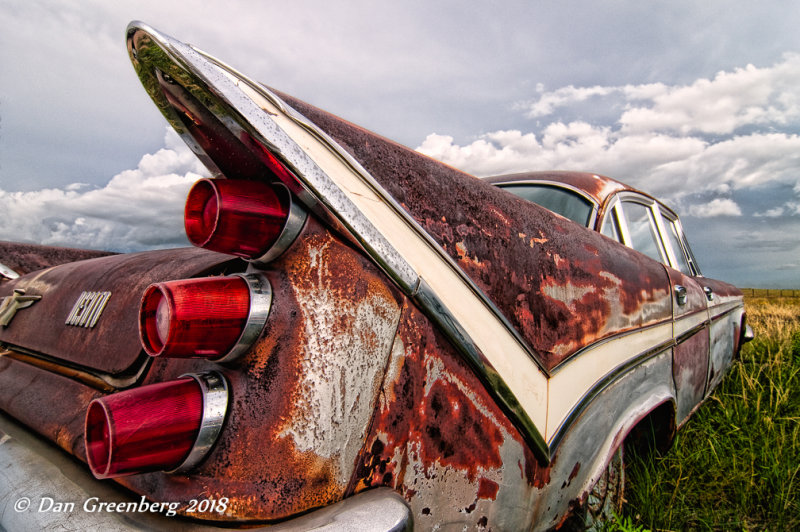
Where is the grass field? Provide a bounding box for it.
[618,297,800,531]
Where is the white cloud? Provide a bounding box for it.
[0,129,207,251]
[619,55,800,135]
[519,53,800,136]
[755,206,787,218]
[418,54,800,220]
[688,198,742,218]
[523,85,614,118]
[755,201,800,218]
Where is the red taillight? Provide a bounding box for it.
[84,372,228,479]
[184,178,288,259]
[139,273,272,361]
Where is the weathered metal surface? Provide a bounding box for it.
[0,356,102,456]
[350,301,548,530]
[673,330,710,424]
[2,412,411,532]
[666,270,710,424]
[128,26,551,461]
[107,218,404,522]
[0,248,239,375]
[536,353,675,531]
[0,241,114,276]
[703,277,745,392]
[277,92,672,371]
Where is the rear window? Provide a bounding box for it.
[500,184,594,226]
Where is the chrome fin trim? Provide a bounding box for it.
[126,21,549,463]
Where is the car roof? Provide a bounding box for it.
[483,171,636,207]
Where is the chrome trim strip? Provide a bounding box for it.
[710,301,743,322]
[249,185,308,266]
[549,318,673,373]
[0,344,152,391]
[214,273,272,363]
[173,371,229,473]
[413,278,549,461]
[546,298,716,369]
[548,340,674,453]
[0,262,20,280]
[675,322,708,345]
[127,22,550,463]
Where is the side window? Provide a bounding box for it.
[501,184,594,226]
[620,201,664,263]
[659,213,692,275]
[600,206,623,243]
[681,232,701,276]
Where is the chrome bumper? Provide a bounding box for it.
[0,413,412,532]
[743,324,755,343]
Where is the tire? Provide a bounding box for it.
[561,446,625,531]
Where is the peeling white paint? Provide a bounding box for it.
[280,237,401,486]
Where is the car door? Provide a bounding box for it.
[651,206,715,422]
[613,196,711,425]
[656,210,737,393]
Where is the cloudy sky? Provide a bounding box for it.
[1,1,798,288]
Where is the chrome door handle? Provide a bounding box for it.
[675,285,687,306]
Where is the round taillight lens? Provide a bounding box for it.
[139,274,273,362]
[85,377,202,479]
[140,276,250,359]
[85,372,228,479]
[184,178,288,259]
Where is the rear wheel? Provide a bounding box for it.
[584,446,625,529]
[561,446,625,531]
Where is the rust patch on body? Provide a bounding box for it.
[0,248,239,375]
[2,218,403,523]
[350,302,548,529]
[478,478,500,500]
[0,241,114,277]
[277,92,672,370]
[112,218,403,521]
[420,379,504,479]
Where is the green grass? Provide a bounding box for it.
[619,298,800,531]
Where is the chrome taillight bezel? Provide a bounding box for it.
[170,371,229,473]
[139,273,272,362]
[84,371,229,479]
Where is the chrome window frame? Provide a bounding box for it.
[599,199,630,245]
[661,208,702,277]
[602,193,703,276]
[616,194,669,264]
[601,192,701,272]
[656,207,694,276]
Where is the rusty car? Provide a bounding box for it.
[0,22,751,531]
